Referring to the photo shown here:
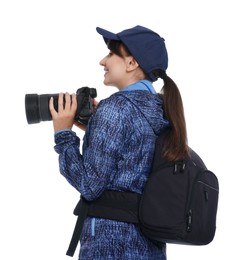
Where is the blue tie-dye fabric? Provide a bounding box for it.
[54,82,169,259]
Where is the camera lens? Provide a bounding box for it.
[25,94,58,124]
[25,94,40,124]
[25,87,97,125]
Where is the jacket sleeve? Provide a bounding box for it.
[54,98,125,201]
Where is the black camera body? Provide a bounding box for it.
[25,87,97,125]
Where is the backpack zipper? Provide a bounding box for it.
[197,180,219,192]
[186,176,219,232]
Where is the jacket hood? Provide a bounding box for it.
[116,90,169,135]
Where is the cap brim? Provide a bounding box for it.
[96,27,120,43]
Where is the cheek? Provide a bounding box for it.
[112,66,125,77]
[111,62,126,78]
[104,66,125,86]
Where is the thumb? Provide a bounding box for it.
[49,97,57,118]
[74,121,87,131]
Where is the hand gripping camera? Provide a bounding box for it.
[25,87,97,125]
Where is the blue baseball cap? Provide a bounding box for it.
[96,25,168,82]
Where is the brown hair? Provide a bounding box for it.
[107,40,131,57]
[107,40,189,161]
[160,75,189,161]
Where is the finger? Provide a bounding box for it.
[49,97,57,117]
[58,93,64,113]
[64,92,71,111]
[71,93,77,111]
[93,99,98,108]
[49,96,54,111]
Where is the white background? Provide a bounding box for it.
[0,0,238,259]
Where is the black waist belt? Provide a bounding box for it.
[66,190,141,257]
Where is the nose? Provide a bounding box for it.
[99,56,106,66]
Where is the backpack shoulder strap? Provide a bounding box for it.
[151,129,173,170]
[189,148,207,170]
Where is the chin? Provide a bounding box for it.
[104,80,113,87]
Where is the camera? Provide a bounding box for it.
[25,87,97,125]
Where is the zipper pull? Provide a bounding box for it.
[204,190,209,201]
[180,163,186,173]
[187,210,192,232]
[174,162,186,174]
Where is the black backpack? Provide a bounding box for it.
[138,131,219,245]
[66,131,219,257]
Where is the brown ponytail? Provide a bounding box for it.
[160,75,189,161]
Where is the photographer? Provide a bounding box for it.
[49,25,188,259]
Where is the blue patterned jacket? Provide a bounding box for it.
[54,80,169,259]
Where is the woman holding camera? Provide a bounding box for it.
[49,25,188,259]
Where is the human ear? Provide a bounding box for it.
[126,57,139,72]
